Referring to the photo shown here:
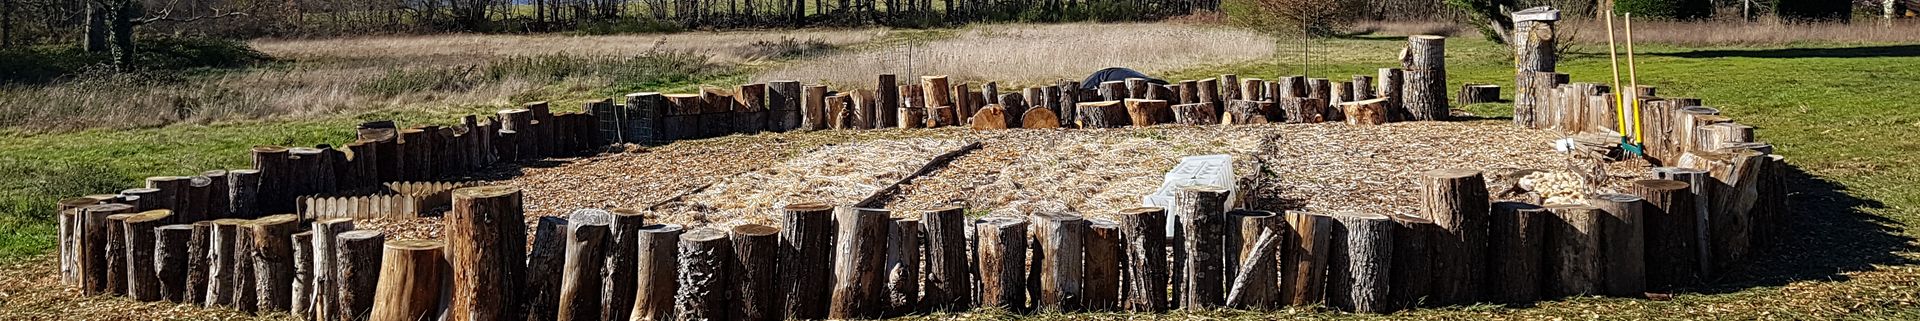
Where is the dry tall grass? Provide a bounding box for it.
[252,29,888,64]
[751,23,1278,88]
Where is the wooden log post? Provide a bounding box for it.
[1059,80,1083,127]
[1098,81,1127,101]
[1458,84,1500,104]
[1630,179,1699,289]
[1326,213,1394,313]
[156,224,193,302]
[1224,210,1285,310]
[1283,212,1334,306]
[1340,98,1390,125]
[696,88,736,138]
[310,217,353,321]
[1403,35,1450,121]
[1280,98,1326,124]
[1240,78,1266,101]
[1124,99,1170,127]
[630,223,685,321]
[800,85,829,131]
[232,218,258,313]
[1351,75,1376,100]
[1077,101,1130,128]
[105,213,133,296]
[204,218,246,306]
[1487,202,1547,303]
[1547,204,1605,297]
[922,75,952,109]
[1388,215,1435,309]
[1329,81,1352,115]
[600,208,647,321]
[369,239,444,321]
[1592,193,1647,298]
[870,75,899,128]
[250,146,293,214]
[976,217,1030,311]
[1218,74,1241,101]
[1226,229,1282,310]
[779,202,834,319]
[251,214,298,311]
[525,216,568,321]
[730,224,781,321]
[1655,167,1715,277]
[919,207,972,311]
[123,210,172,301]
[735,84,770,133]
[1515,71,1559,129]
[58,198,96,287]
[769,81,804,132]
[1171,103,1219,125]
[1177,185,1231,309]
[1307,78,1332,117]
[446,186,527,321]
[885,219,922,315]
[997,93,1026,127]
[290,231,311,316]
[186,221,212,305]
[1033,213,1087,312]
[1117,207,1168,312]
[1196,78,1222,112]
[560,210,612,321]
[830,208,890,319]
[79,204,134,295]
[1223,100,1268,125]
[1085,219,1123,312]
[1420,168,1488,305]
[227,169,262,219]
[676,228,735,321]
[1123,78,1149,98]
[336,230,386,320]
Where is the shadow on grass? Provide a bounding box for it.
[1654,44,1920,59]
[1689,162,1914,294]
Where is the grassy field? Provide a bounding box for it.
[3,21,1919,319]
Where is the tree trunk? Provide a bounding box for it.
[1457,84,1500,105]
[336,230,386,320]
[1631,179,1698,289]
[1654,167,1715,278]
[976,217,1029,311]
[1515,71,1558,129]
[1197,78,1222,114]
[369,239,444,321]
[1223,210,1284,310]
[1177,186,1230,309]
[1419,168,1488,305]
[446,186,527,321]
[1032,213,1086,312]
[1219,74,1241,101]
[124,210,171,301]
[876,75,900,128]
[310,217,354,321]
[1326,213,1394,313]
[732,224,782,321]
[1592,194,1647,298]
[1171,103,1219,125]
[1022,107,1061,129]
[1547,204,1604,297]
[676,228,734,320]
[769,81,803,132]
[919,207,971,311]
[1282,212,1334,306]
[1402,35,1449,121]
[780,202,834,319]
[630,224,685,321]
[252,214,299,311]
[232,219,258,313]
[1098,81,1128,101]
[156,224,193,303]
[559,210,611,321]
[801,85,829,130]
[603,209,649,321]
[1487,202,1547,303]
[1224,100,1268,125]
[204,218,244,306]
[829,208,889,319]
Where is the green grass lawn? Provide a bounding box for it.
[3,29,1918,319]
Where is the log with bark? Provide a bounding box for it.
[885,219,922,316]
[1225,229,1282,310]
[1547,204,1604,297]
[1327,213,1395,313]
[919,207,972,311]
[1177,185,1231,309]
[1085,219,1122,312]
[123,209,172,301]
[1196,78,1222,112]
[801,85,829,131]
[1023,106,1061,129]
[336,230,385,320]
[1171,103,1219,125]
[560,210,611,321]
[290,231,311,316]
[186,221,212,306]
[1077,101,1130,128]
[1283,212,1334,306]
[922,76,953,109]
[79,203,134,295]
[675,228,734,321]
[1279,98,1326,124]
[976,216,1029,311]
[1033,213,1087,312]
[1220,74,1242,101]
[369,239,444,321]
[602,208,648,321]
[1388,215,1435,309]
[1592,193,1647,298]
[732,224,782,321]
[1420,168,1488,305]
[1630,179,1698,289]
[1098,81,1128,101]
[1224,210,1285,310]
[1116,207,1168,312]
[1458,84,1501,104]
[526,216,568,321]
[1402,35,1450,121]
[204,218,246,307]
[251,214,298,311]
[446,186,527,321]
[309,217,353,321]
[969,105,1009,130]
[830,208,890,320]
[156,223,193,303]
[770,81,804,131]
[630,223,686,321]
[780,202,834,319]
[1224,100,1269,125]
[1487,202,1547,303]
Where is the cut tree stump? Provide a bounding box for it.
[1022,107,1061,129]
[1077,101,1130,128]
[779,202,834,319]
[603,208,649,321]
[446,186,527,321]
[123,210,172,302]
[309,217,353,321]
[1125,99,1171,127]
[920,207,972,312]
[1099,81,1128,101]
[1279,98,1326,124]
[922,76,953,109]
[732,224,782,321]
[1172,103,1219,125]
[801,85,828,131]
[1547,204,1604,297]
[976,217,1029,311]
[1118,207,1168,312]
[1593,194,1648,298]
[79,203,134,296]
[1487,202,1547,303]
[1389,215,1435,309]
[970,106,1009,130]
[369,239,444,321]
[186,221,212,306]
[1327,213,1395,313]
[251,214,298,311]
[1177,185,1231,309]
[1224,210,1285,310]
[1085,219,1122,312]
[559,210,611,321]
[1420,168,1489,305]
[1458,84,1501,104]
[1224,100,1269,125]
[1340,98,1390,125]
[1283,212,1334,306]
[520,219,559,321]
[1403,35,1450,121]
[1034,213,1087,312]
[885,219,922,316]
[336,230,385,320]
[1631,179,1698,289]
[204,218,245,307]
[156,224,193,303]
[1225,229,1281,310]
[675,228,734,321]
[830,208,890,320]
[630,223,685,321]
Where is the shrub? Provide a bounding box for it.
[1222,0,1365,37]
[1774,0,1854,22]
[0,35,267,85]
[1613,0,1714,20]
[735,37,837,60]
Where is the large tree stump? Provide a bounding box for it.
[1351,75,1376,100]
[123,210,172,301]
[1283,212,1334,306]
[525,217,568,321]
[1032,213,1087,312]
[1402,35,1449,121]
[1340,98,1390,125]
[1177,185,1231,309]
[969,106,1009,130]
[369,239,444,321]
[250,146,294,214]
[731,224,782,321]
[336,230,386,320]
[156,224,193,303]
[1077,101,1130,128]
[676,228,734,321]
[1279,98,1326,124]
[1515,71,1559,129]
[1547,204,1604,297]
[144,176,188,221]
[885,219,922,315]
[1124,99,1170,127]
[559,210,611,321]
[602,208,648,321]
[1240,78,1267,101]
[1631,179,1698,289]
[251,214,299,311]
[58,197,100,287]
[1458,84,1501,105]
[777,202,833,319]
[1115,207,1168,312]
[919,207,972,311]
[1389,215,1436,309]
[186,221,212,306]
[79,204,134,295]
[1420,168,1489,305]
[1326,213,1394,313]
[976,217,1029,311]
[1172,103,1219,125]
[1487,202,1547,303]
[446,186,527,321]
[204,218,246,306]
[1592,194,1647,298]
[830,208,890,319]
[630,224,685,321]
[1123,78,1150,99]
[1085,219,1122,312]
[309,217,354,321]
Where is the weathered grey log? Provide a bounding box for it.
[830,207,890,319]
[1116,207,1168,312]
[1388,215,1435,309]
[290,231,312,316]
[981,82,1000,105]
[885,219,922,316]
[920,207,972,312]
[186,221,212,306]
[1326,213,1394,313]
[1403,35,1450,121]
[556,210,610,321]
[204,218,246,306]
[156,224,194,303]
[251,214,299,311]
[446,186,527,321]
[731,224,782,321]
[124,210,172,301]
[1279,98,1326,124]
[1032,213,1087,312]
[1177,185,1231,309]
[602,208,648,321]
[1124,78,1150,99]
[232,218,258,313]
[1224,210,1284,310]
[1224,99,1269,125]
[1631,179,1698,289]
[1059,80,1082,127]
[1592,194,1648,298]
[1329,81,1352,111]
[1351,75,1375,100]
[336,230,386,320]
[1172,103,1219,125]
[1283,212,1335,306]
[1514,71,1559,128]
[105,213,133,296]
[631,223,685,321]
[227,169,262,219]
[1547,204,1604,297]
[309,217,353,321]
[1420,168,1488,305]
[676,228,734,321]
[526,216,569,321]
[369,239,444,321]
[1488,202,1548,303]
[976,217,1029,311]
[779,202,834,319]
